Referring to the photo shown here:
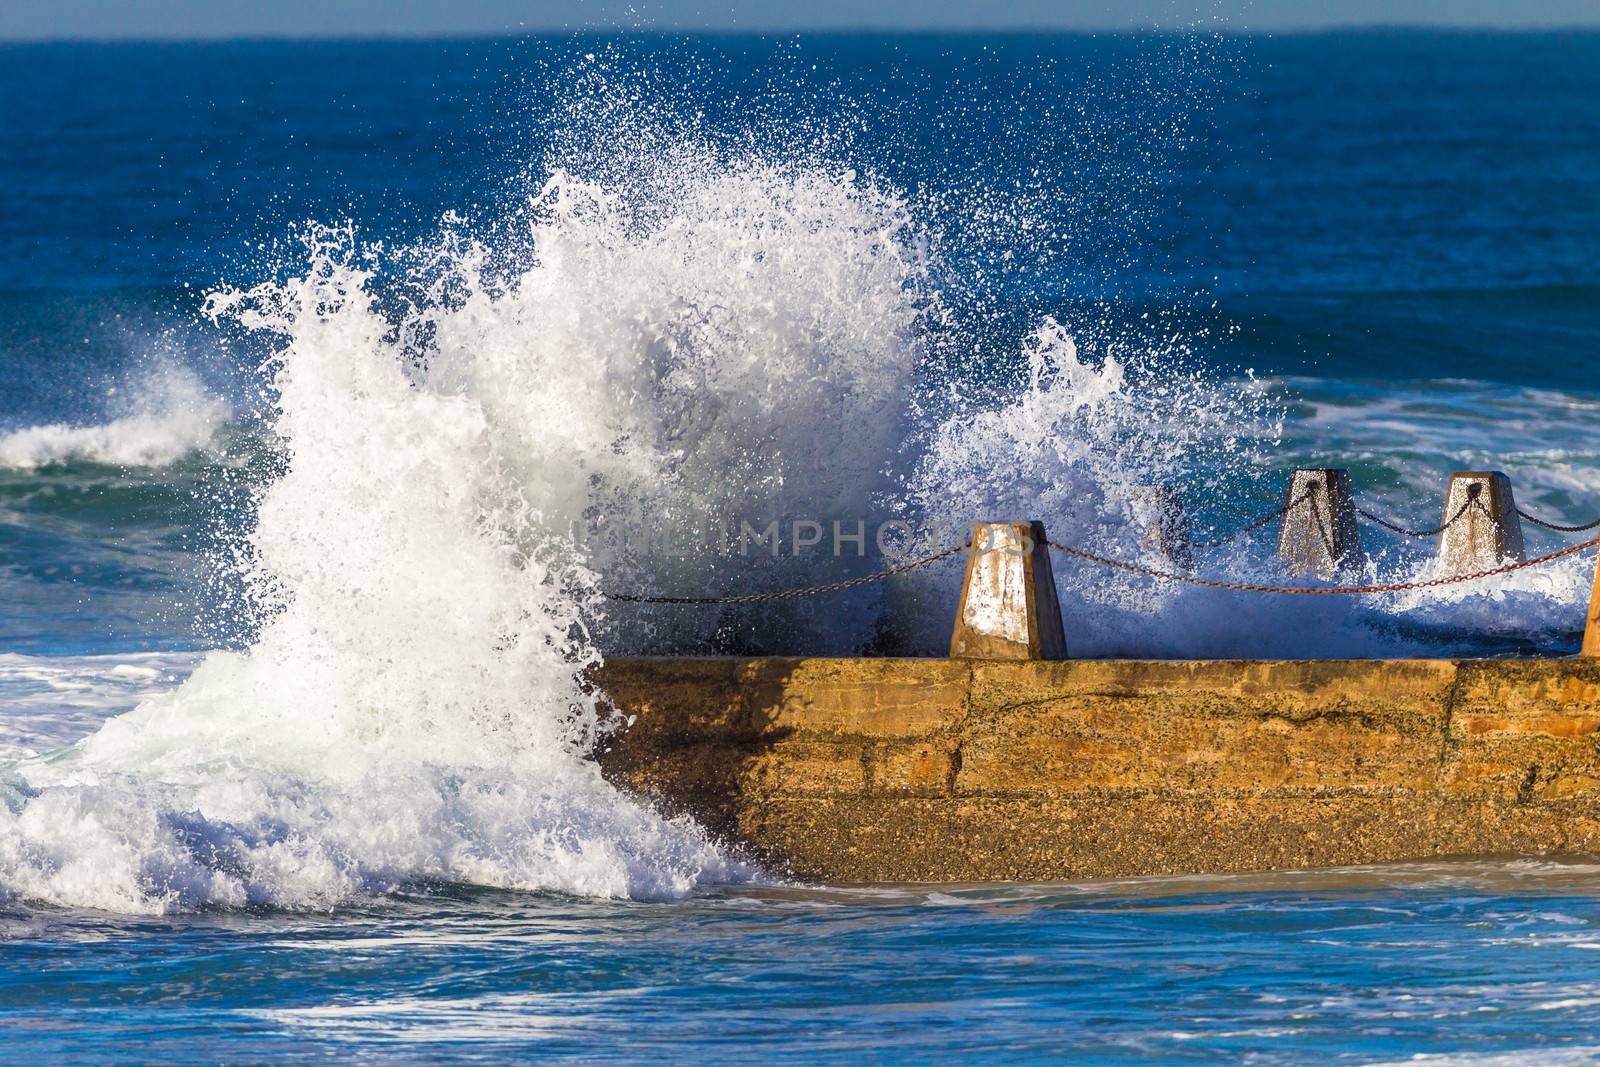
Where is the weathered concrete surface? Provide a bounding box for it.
[1436,471,1525,577]
[1277,468,1365,578]
[948,521,1068,661]
[592,657,1600,882]
[1131,485,1193,569]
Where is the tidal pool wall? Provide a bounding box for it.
[593,657,1600,882]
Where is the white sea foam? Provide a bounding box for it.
[0,652,199,761]
[888,347,1600,658]
[0,366,230,470]
[0,153,923,912]
[1361,1048,1600,1066]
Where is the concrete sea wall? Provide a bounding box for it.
[593,657,1600,882]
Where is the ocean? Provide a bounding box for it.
[1,29,1599,1062]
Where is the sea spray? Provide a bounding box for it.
[0,154,935,911]
[407,160,931,654]
[0,364,231,471]
[887,314,1294,655]
[888,320,1597,658]
[2,147,1595,912]
[3,228,736,900]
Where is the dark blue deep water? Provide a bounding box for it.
[2,30,1600,1063]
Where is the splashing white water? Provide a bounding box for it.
[0,156,931,912]
[3,138,1595,912]
[0,652,199,762]
[413,160,929,654]
[0,366,230,470]
[892,325,1595,659]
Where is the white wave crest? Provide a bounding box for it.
[0,368,230,470]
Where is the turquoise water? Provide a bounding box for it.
[2,30,1600,1062]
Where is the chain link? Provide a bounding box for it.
[1517,509,1600,534]
[1199,490,1480,549]
[600,542,969,604]
[1192,492,1308,549]
[1045,533,1600,596]
[1356,498,1481,538]
[604,487,1600,605]
[606,527,1600,604]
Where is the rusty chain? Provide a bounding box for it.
[1199,493,1600,545]
[599,542,969,604]
[1045,532,1600,596]
[1201,491,1480,548]
[1356,497,1482,538]
[606,528,1600,605]
[1518,509,1600,534]
[1191,492,1308,549]
[604,485,1600,604]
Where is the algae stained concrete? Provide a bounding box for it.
[591,657,1600,882]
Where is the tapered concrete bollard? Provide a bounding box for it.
[1436,471,1525,577]
[1584,549,1600,658]
[1132,485,1193,569]
[950,521,1068,661]
[1277,469,1365,578]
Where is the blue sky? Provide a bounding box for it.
[2,0,1597,40]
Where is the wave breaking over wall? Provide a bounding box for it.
[0,122,1593,910]
[4,150,928,910]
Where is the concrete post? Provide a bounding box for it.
[950,521,1068,661]
[1277,468,1365,578]
[1132,485,1193,569]
[1436,471,1525,578]
[1583,550,1600,658]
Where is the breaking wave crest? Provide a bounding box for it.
[0,151,930,912]
[0,367,230,470]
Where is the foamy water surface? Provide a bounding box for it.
[2,28,1599,1064]
[8,860,1600,1063]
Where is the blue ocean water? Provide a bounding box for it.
[2,29,1600,1062]
[9,864,1600,1064]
